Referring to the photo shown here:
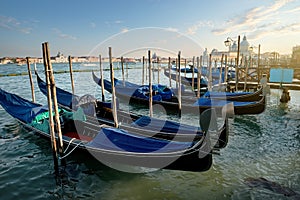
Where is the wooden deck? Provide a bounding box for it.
[227,80,300,91]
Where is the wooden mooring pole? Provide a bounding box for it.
[219,54,224,88]
[197,56,201,98]
[184,59,187,77]
[26,57,35,103]
[148,50,153,117]
[157,57,160,84]
[257,44,261,85]
[224,55,228,84]
[175,58,178,89]
[109,47,119,128]
[191,56,195,90]
[208,54,212,91]
[126,61,128,79]
[121,56,125,86]
[178,51,182,116]
[145,57,148,82]
[243,56,249,91]
[142,56,145,85]
[68,55,75,94]
[99,54,105,102]
[235,35,241,91]
[168,57,172,88]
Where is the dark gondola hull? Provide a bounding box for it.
[20,119,213,172]
[201,87,263,102]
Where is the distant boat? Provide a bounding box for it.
[123,58,136,65]
[17,62,25,66]
[82,63,97,67]
[164,68,209,89]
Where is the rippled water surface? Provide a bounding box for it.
[0,63,299,200]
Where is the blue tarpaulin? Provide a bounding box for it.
[0,88,47,123]
[86,127,194,153]
[131,116,201,135]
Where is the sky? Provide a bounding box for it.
[1,0,300,58]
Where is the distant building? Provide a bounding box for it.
[209,35,253,63]
[51,52,68,63]
[240,35,251,57]
[227,35,252,57]
[0,57,14,64]
[291,45,300,67]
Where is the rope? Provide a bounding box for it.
[63,138,76,154]
[59,139,83,160]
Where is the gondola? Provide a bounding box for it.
[0,88,213,172]
[92,70,181,112]
[36,71,229,148]
[201,87,263,102]
[164,68,208,88]
[171,66,235,80]
[192,95,266,115]
[92,71,266,115]
[181,86,263,102]
[167,67,236,90]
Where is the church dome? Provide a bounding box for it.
[240,35,250,49]
[230,41,238,52]
[240,35,250,54]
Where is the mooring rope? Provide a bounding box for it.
[59,139,83,160]
[63,138,76,154]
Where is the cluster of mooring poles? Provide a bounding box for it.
[98,49,185,118]
[26,42,66,176]
[42,42,66,174]
[22,40,299,179]
[26,45,184,175]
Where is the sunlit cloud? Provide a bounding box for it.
[283,5,300,13]
[52,28,77,40]
[249,22,300,40]
[0,15,33,34]
[211,0,295,36]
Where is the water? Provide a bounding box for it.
[0,63,299,200]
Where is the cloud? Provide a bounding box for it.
[121,28,129,33]
[186,20,214,35]
[211,0,295,36]
[0,15,33,34]
[20,27,32,34]
[283,5,300,14]
[52,28,77,40]
[105,20,123,26]
[165,27,178,32]
[249,22,300,40]
[90,22,96,28]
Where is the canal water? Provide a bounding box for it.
[0,63,299,200]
